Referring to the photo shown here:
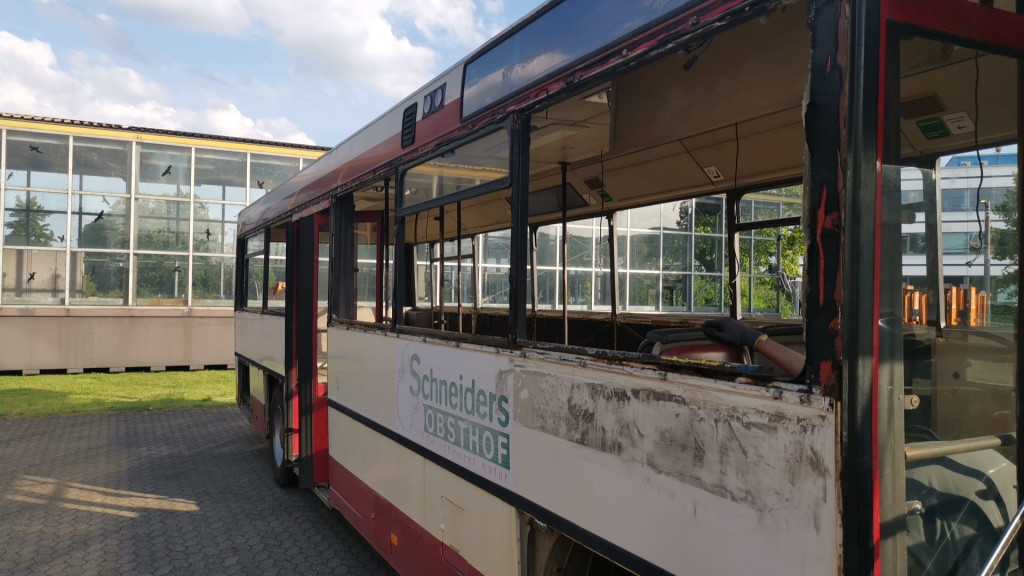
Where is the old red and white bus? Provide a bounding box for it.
[234,0,1024,573]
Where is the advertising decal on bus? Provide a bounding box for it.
[396,341,514,487]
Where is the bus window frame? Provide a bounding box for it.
[395,123,513,218]
[392,120,518,336]
[239,229,270,313]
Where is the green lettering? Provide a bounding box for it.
[409,354,422,397]
[476,390,487,420]
[497,395,510,427]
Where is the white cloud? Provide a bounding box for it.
[196,102,315,145]
[99,0,252,36]
[243,0,438,99]
[0,31,312,144]
[93,0,497,97]
[388,0,489,47]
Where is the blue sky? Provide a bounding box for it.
[0,0,543,147]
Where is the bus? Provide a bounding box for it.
[233,0,1024,574]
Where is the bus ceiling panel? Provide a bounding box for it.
[611,1,808,158]
[531,115,803,213]
[538,82,614,125]
[528,121,610,167]
[351,181,391,212]
[898,49,1019,161]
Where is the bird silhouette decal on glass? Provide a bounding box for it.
[58,235,65,243]
[205,228,212,241]
[172,265,182,273]
[257,180,265,189]
[29,145,42,154]
[6,172,12,181]
[27,272,36,283]
[93,210,105,223]
[162,165,172,177]
[101,196,111,206]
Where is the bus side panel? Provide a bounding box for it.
[509,359,837,575]
[234,312,286,377]
[248,363,268,436]
[329,409,512,576]
[329,327,837,575]
[235,311,286,437]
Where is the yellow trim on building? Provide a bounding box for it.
[0,116,328,158]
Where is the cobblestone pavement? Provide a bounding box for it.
[0,408,397,576]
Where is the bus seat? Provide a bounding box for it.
[640,327,749,364]
[405,308,434,328]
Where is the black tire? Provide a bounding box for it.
[270,388,297,487]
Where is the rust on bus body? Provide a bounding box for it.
[804,0,847,397]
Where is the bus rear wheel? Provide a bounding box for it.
[270,388,297,487]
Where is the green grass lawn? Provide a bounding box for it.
[0,370,236,417]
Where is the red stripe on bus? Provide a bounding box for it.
[886,0,1024,53]
[873,4,890,572]
[329,457,485,576]
[301,99,464,201]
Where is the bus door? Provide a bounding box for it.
[289,211,331,489]
[871,1,1023,574]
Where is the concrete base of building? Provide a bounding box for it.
[0,307,235,374]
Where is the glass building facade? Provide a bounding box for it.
[407,186,805,320]
[0,117,326,308]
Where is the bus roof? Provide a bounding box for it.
[236,0,767,235]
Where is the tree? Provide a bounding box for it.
[680,190,804,315]
[3,194,56,246]
[990,172,1019,304]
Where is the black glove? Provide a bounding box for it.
[702,317,764,349]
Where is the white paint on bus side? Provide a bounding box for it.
[234,312,286,377]
[328,325,838,575]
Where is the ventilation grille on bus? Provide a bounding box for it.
[401,103,418,149]
[900,93,945,120]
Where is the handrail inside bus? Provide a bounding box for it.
[979,498,1024,576]
[904,433,1017,463]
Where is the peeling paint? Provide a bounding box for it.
[513,369,833,516]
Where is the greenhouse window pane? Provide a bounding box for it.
[193,202,241,254]
[5,131,69,190]
[73,137,130,194]
[693,275,724,312]
[195,149,246,202]
[535,226,559,267]
[662,274,689,311]
[1,248,66,305]
[70,251,128,305]
[3,191,68,248]
[629,231,660,271]
[662,233,690,272]
[567,225,594,269]
[72,194,128,250]
[135,198,190,252]
[628,273,659,309]
[250,154,301,202]
[192,255,235,306]
[135,253,188,305]
[137,143,191,197]
[694,196,724,234]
